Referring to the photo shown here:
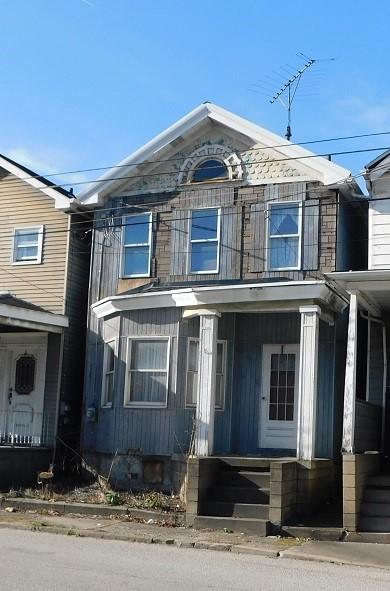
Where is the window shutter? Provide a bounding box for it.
[249,203,266,272]
[302,199,320,271]
[219,205,241,279]
[170,209,188,276]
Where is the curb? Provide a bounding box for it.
[0,497,184,526]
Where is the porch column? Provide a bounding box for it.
[194,311,220,456]
[297,305,320,460]
[342,291,358,453]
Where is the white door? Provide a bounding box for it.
[259,344,299,450]
[3,344,47,445]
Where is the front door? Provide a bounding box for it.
[259,344,299,450]
[0,337,47,445]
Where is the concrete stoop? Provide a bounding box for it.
[359,472,390,532]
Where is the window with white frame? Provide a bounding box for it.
[186,338,226,409]
[101,339,116,407]
[12,226,44,264]
[122,213,152,277]
[267,202,302,270]
[189,208,220,273]
[125,337,170,407]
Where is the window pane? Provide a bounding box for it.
[269,204,299,236]
[15,229,39,246]
[216,342,224,374]
[215,374,223,407]
[191,242,218,272]
[188,340,199,372]
[269,237,299,269]
[192,159,228,183]
[186,372,198,405]
[191,209,218,240]
[130,340,168,371]
[130,371,167,403]
[16,246,38,260]
[123,214,150,245]
[106,342,115,372]
[123,245,150,276]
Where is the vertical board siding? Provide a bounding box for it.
[368,321,384,406]
[354,400,382,452]
[170,209,188,276]
[315,321,335,458]
[249,203,266,272]
[219,205,241,280]
[302,199,320,270]
[43,333,62,446]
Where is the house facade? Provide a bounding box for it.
[79,103,366,533]
[330,149,390,534]
[0,155,90,488]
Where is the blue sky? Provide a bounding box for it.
[0,0,388,191]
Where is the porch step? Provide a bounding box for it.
[202,501,269,519]
[215,457,271,471]
[193,515,270,536]
[209,485,270,504]
[216,470,270,488]
[364,489,390,504]
[359,516,390,532]
[360,503,390,517]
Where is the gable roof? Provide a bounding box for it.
[365,149,390,185]
[0,153,73,210]
[78,102,352,206]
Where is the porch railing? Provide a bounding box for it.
[0,411,53,447]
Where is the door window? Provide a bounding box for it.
[268,352,296,422]
[14,354,36,395]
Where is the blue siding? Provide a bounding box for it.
[315,321,335,458]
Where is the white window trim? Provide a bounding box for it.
[266,201,302,272]
[12,225,44,266]
[188,207,221,275]
[101,338,117,409]
[121,212,152,278]
[185,337,227,410]
[124,335,170,408]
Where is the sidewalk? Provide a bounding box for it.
[2,507,390,570]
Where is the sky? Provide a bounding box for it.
[0,0,389,192]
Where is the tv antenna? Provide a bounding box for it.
[266,53,334,141]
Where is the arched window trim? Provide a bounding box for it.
[178,145,243,185]
[190,157,229,184]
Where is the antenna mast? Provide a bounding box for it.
[269,53,316,141]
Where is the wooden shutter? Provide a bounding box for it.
[170,209,188,276]
[249,203,266,273]
[219,205,241,279]
[302,199,320,271]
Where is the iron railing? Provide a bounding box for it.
[0,411,53,447]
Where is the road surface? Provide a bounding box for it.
[0,529,390,590]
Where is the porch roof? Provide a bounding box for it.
[92,279,345,319]
[0,295,68,333]
[327,270,390,315]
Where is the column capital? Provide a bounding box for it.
[182,308,221,319]
[299,305,321,315]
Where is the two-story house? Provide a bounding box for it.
[79,103,366,534]
[0,154,90,488]
[330,149,390,535]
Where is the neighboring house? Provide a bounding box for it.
[0,155,91,488]
[330,149,390,534]
[78,102,366,534]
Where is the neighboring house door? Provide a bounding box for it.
[259,344,299,450]
[0,337,47,445]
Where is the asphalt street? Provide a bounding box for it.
[1,529,390,591]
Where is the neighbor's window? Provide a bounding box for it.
[13,226,43,264]
[186,338,226,409]
[191,159,228,183]
[125,338,170,407]
[189,208,220,273]
[122,213,152,277]
[101,339,116,407]
[267,202,301,270]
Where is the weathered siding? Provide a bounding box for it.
[0,172,68,314]
[43,332,62,446]
[354,400,382,452]
[315,321,336,458]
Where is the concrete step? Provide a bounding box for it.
[202,501,269,519]
[209,485,270,504]
[359,516,390,532]
[217,470,270,488]
[216,458,271,471]
[193,515,270,536]
[360,502,390,517]
[367,475,390,488]
[364,489,390,504]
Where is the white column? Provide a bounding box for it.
[342,291,358,454]
[194,312,219,456]
[297,305,320,460]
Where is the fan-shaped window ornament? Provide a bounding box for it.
[15,354,36,395]
[191,159,228,183]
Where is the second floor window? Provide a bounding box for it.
[13,226,43,264]
[267,202,302,270]
[122,213,152,277]
[189,208,220,273]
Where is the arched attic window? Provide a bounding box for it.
[191,158,228,183]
